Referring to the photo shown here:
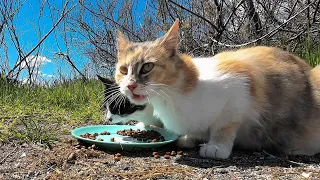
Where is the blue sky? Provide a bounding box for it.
[5,0,66,82]
[3,0,149,83]
[2,0,155,84]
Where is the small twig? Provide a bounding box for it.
[77,161,97,174]
[262,150,307,166]
[0,146,18,164]
[230,172,240,180]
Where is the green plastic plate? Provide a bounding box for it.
[71,125,179,151]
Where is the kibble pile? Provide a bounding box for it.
[116,128,165,142]
[79,128,165,143]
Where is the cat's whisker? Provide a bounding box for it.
[145,90,151,104]
[147,83,181,92]
[160,89,175,111]
[109,93,121,105]
[114,94,123,111]
[105,87,120,93]
[150,88,172,106]
[104,91,121,102]
[103,89,120,99]
[119,94,126,110]
[102,83,119,87]
[101,91,121,108]
[107,92,122,106]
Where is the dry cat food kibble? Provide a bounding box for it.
[100,131,111,135]
[110,137,115,142]
[154,154,160,159]
[80,132,97,140]
[115,153,121,157]
[116,129,165,142]
[79,131,111,141]
[177,151,183,155]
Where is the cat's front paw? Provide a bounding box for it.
[199,143,231,159]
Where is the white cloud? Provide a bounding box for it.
[19,55,52,69]
[41,73,54,78]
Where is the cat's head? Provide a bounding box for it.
[114,19,197,105]
[97,75,147,124]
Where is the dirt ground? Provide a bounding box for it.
[1,135,320,180]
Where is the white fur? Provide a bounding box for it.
[147,57,256,159]
[118,57,258,159]
[151,58,250,134]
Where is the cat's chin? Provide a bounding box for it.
[128,97,148,105]
[127,94,149,105]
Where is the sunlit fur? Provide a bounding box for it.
[114,19,320,159]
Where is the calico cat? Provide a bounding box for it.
[97,75,162,127]
[113,19,320,159]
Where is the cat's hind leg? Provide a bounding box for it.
[199,122,240,159]
[284,121,320,156]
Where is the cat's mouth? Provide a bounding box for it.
[132,93,146,101]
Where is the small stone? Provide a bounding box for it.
[215,168,228,174]
[67,152,76,162]
[91,144,97,150]
[75,145,81,149]
[171,151,176,156]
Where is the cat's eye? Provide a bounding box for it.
[140,63,154,74]
[119,66,128,75]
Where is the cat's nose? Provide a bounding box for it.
[127,83,137,92]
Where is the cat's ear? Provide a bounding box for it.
[97,75,114,85]
[116,30,131,60]
[158,19,179,55]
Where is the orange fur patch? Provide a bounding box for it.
[216,51,267,110]
[177,54,199,93]
[215,46,312,110]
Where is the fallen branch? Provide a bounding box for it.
[0,146,18,164]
